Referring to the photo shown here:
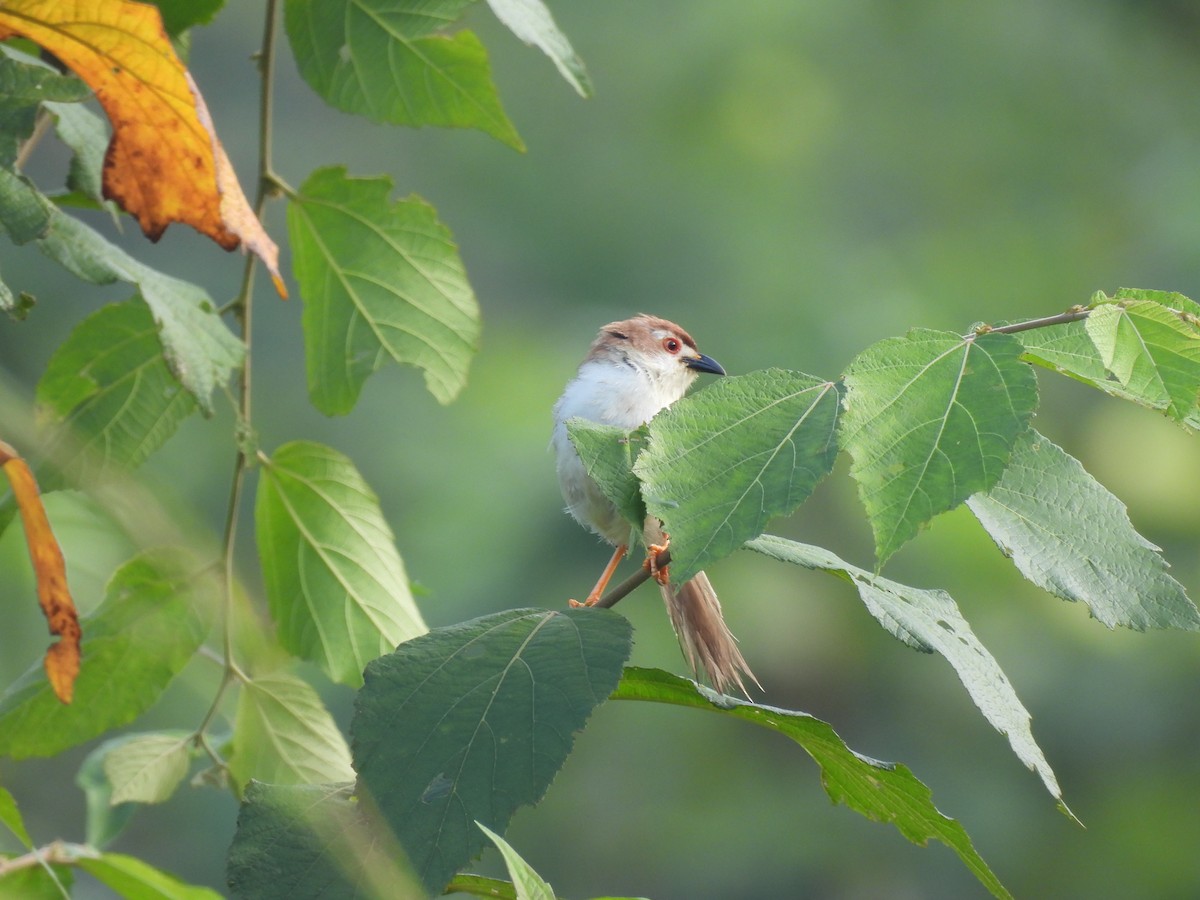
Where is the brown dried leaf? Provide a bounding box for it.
[0,440,80,704]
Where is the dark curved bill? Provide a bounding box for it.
[686,353,726,376]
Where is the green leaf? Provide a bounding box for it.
[445,875,520,899]
[0,785,32,848]
[352,608,633,896]
[564,420,648,531]
[45,99,112,212]
[0,549,215,759]
[77,738,140,848]
[840,330,1038,565]
[0,51,91,165]
[0,865,73,898]
[77,852,223,900]
[477,823,556,900]
[1017,318,1116,391]
[102,731,193,805]
[36,208,242,413]
[1085,298,1200,423]
[486,0,592,97]
[1110,287,1200,317]
[634,370,841,584]
[288,167,481,411]
[967,429,1199,630]
[256,440,426,686]
[1018,295,1200,430]
[228,782,421,900]
[36,298,196,483]
[0,166,54,243]
[746,535,1066,812]
[284,0,523,149]
[149,0,226,35]
[613,667,1011,900]
[228,671,355,790]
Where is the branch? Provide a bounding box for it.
[0,840,90,894]
[592,549,671,609]
[973,307,1091,337]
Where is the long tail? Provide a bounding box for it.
[660,571,760,698]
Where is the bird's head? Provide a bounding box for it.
[586,314,725,400]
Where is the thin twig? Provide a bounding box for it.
[0,841,87,897]
[972,307,1091,337]
[195,0,281,759]
[14,110,53,171]
[592,550,670,609]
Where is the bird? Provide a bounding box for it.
[551,314,759,696]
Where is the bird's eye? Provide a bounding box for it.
[662,338,681,354]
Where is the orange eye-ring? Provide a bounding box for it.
[662,337,681,354]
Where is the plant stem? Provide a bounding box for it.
[14,110,53,171]
[0,841,83,897]
[973,307,1091,336]
[196,0,282,760]
[593,550,670,609]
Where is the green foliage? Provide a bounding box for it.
[37,208,243,413]
[77,738,139,848]
[0,550,214,759]
[284,0,523,149]
[565,420,649,530]
[745,536,1063,811]
[150,0,227,36]
[45,99,112,210]
[228,783,379,900]
[353,608,632,894]
[0,52,90,165]
[2,4,1200,899]
[1019,290,1200,429]
[967,429,1199,630]
[101,731,193,805]
[0,165,53,244]
[486,0,592,97]
[613,666,1011,900]
[255,439,426,686]
[74,853,223,900]
[0,865,73,898]
[477,822,557,900]
[0,784,31,847]
[37,299,196,483]
[1085,298,1200,423]
[841,330,1038,565]
[287,167,481,411]
[228,671,355,790]
[634,369,841,583]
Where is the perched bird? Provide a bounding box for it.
[551,314,758,696]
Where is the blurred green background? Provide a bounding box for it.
[3,1,1200,897]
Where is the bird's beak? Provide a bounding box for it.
[686,353,726,376]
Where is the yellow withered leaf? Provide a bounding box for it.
[0,0,286,296]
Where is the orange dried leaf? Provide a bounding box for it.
[0,0,285,296]
[0,440,81,704]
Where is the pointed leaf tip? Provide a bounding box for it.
[840,330,1037,565]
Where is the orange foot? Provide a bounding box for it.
[642,533,671,585]
[568,544,628,608]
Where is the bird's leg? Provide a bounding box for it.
[643,532,671,586]
[569,544,628,607]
